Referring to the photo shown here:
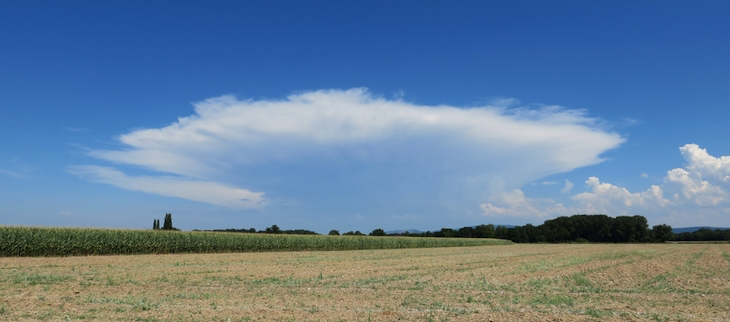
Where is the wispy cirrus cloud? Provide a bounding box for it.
[67,165,263,208]
[0,168,23,178]
[70,88,624,219]
[0,158,34,178]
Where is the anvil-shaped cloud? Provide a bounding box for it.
[70,89,623,213]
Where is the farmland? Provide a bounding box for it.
[0,227,510,257]
[1,244,729,321]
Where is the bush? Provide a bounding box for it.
[574,238,589,243]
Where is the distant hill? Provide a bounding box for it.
[468,224,517,229]
[386,229,422,234]
[492,224,517,229]
[673,226,729,233]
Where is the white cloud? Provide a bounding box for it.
[641,173,648,178]
[678,144,730,183]
[67,165,263,208]
[570,145,730,224]
[482,144,730,227]
[541,181,558,185]
[480,188,566,218]
[664,168,727,206]
[571,177,671,214]
[622,117,639,127]
[561,180,574,194]
[72,88,623,211]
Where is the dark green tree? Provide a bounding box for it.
[265,224,281,234]
[434,228,455,237]
[651,224,673,242]
[369,228,386,236]
[495,226,509,239]
[456,226,475,238]
[474,224,495,238]
[328,230,340,235]
[162,213,173,230]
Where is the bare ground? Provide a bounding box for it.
[1,243,729,321]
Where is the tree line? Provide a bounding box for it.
[205,224,318,235]
[156,213,729,243]
[673,228,730,241]
[400,215,674,243]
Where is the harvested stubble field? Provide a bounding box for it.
[1,244,729,321]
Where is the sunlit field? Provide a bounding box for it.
[2,243,729,321]
[0,227,510,256]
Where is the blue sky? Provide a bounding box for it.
[2,1,730,232]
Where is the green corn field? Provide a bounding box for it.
[0,226,512,257]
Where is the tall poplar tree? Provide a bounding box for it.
[163,213,173,230]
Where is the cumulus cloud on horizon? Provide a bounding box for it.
[70,88,624,215]
[481,144,730,226]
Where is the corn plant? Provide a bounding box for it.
[0,226,512,257]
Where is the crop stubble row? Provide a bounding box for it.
[1,244,729,321]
